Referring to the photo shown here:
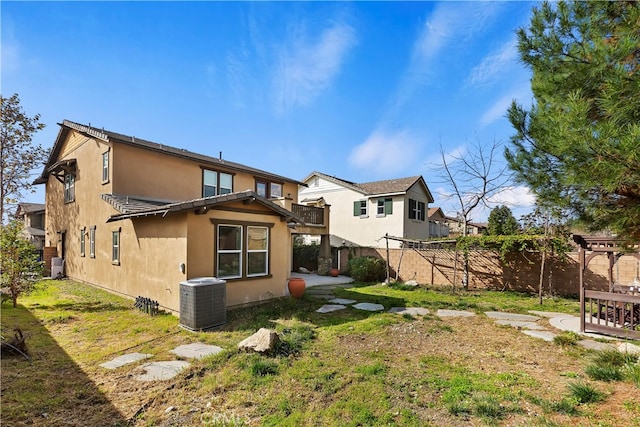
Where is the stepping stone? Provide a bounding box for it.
[353,303,385,312]
[548,316,617,340]
[495,320,545,330]
[316,304,347,313]
[436,309,475,318]
[135,361,190,381]
[389,307,430,316]
[100,352,152,369]
[485,311,539,322]
[579,340,616,351]
[170,343,223,360]
[528,310,575,318]
[617,342,640,355]
[328,298,357,305]
[522,330,557,342]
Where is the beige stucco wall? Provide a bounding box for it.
[113,143,300,203]
[43,127,299,314]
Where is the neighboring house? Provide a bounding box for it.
[299,172,434,249]
[15,203,46,259]
[428,207,449,238]
[33,120,328,313]
[446,216,487,236]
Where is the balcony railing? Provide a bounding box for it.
[292,204,325,226]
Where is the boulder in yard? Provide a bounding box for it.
[238,328,280,354]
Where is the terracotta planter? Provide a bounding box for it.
[330,268,339,277]
[288,277,306,298]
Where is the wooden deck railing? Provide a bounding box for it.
[582,289,640,340]
[292,204,325,226]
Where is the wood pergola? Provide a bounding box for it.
[574,235,640,339]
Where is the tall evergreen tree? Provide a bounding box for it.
[487,205,520,235]
[506,1,640,240]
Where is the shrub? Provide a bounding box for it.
[567,381,605,404]
[292,243,319,272]
[348,256,386,282]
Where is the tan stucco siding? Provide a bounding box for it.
[186,206,292,308]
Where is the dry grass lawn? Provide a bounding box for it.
[1,279,639,426]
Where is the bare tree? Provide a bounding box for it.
[438,139,511,289]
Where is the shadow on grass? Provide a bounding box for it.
[28,301,130,313]
[1,304,128,426]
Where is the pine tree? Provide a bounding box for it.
[506,1,640,240]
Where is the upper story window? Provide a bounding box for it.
[102,151,109,183]
[377,198,393,216]
[256,180,283,199]
[353,200,368,217]
[203,169,233,197]
[408,198,425,221]
[64,173,75,203]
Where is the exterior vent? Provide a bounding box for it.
[179,277,226,330]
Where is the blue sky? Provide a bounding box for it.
[2,1,537,222]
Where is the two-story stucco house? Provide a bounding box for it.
[34,120,328,313]
[299,172,434,249]
[15,202,46,259]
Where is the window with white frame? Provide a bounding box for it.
[247,226,268,276]
[89,226,96,258]
[408,199,425,221]
[102,151,109,183]
[112,230,120,264]
[214,222,271,279]
[80,227,86,257]
[353,200,368,217]
[64,172,75,203]
[377,198,393,216]
[217,225,242,278]
[203,170,233,197]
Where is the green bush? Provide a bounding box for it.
[348,256,386,282]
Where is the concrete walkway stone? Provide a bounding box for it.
[100,352,152,369]
[548,315,617,340]
[135,361,190,381]
[389,307,430,316]
[353,302,385,312]
[437,309,475,318]
[579,340,616,351]
[528,310,575,318]
[328,298,357,305]
[170,343,223,360]
[494,320,546,330]
[522,330,557,342]
[485,311,540,322]
[316,304,347,313]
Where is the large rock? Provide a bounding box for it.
[238,328,280,354]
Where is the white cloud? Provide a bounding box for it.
[466,37,519,88]
[394,2,503,109]
[487,185,536,208]
[273,22,356,114]
[348,129,418,174]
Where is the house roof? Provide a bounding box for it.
[428,207,446,219]
[102,190,304,224]
[15,203,45,215]
[303,171,434,202]
[34,120,306,186]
